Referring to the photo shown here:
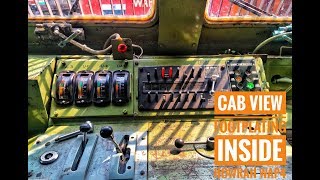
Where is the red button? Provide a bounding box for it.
[117,44,127,53]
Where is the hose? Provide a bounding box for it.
[253,32,292,54]
[103,33,121,49]
[273,77,292,84]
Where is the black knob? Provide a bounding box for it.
[100,126,113,138]
[176,67,180,78]
[80,123,91,133]
[175,138,185,148]
[85,121,94,133]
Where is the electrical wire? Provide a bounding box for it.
[103,33,120,49]
[193,144,215,160]
[252,32,292,54]
[132,44,143,59]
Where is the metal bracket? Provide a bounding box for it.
[34,23,85,42]
[109,133,137,179]
[60,134,98,180]
[58,29,82,48]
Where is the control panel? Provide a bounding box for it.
[135,58,264,112]
[50,56,266,120]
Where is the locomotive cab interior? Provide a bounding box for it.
[28,0,292,179]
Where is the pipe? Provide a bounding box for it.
[253,31,292,54]
[273,77,292,84]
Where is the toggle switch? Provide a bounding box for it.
[174,137,214,151]
[200,94,206,103]
[147,72,150,82]
[190,67,194,78]
[185,91,190,102]
[169,67,173,78]
[155,92,159,101]
[176,67,180,78]
[162,95,166,103]
[147,91,152,103]
[154,68,158,80]
[161,67,165,79]
[197,67,202,78]
[169,92,174,102]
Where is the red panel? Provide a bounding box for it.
[210,0,221,17]
[133,0,144,15]
[125,0,134,15]
[90,0,102,15]
[219,0,232,17]
[81,0,92,14]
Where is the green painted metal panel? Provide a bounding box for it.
[28,56,56,137]
[158,0,207,54]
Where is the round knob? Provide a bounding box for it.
[80,123,91,133]
[174,138,184,148]
[85,121,94,133]
[100,126,113,138]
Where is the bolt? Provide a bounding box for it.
[140,170,145,175]
[36,140,41,144]
[61,61,66,67]
[54,111,58,117]
[141,137,145,140]
[45,142,51,147]
[28,171,33,177]
[123,109,128,115]
[135,61,139,66]
[139,105,144,109]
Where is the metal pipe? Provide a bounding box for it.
[252,31,292,54]
[54,28,112,55]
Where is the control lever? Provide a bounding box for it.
[208,75,219,94]
[174,137,214,150]
[55,121,94,143]
[80,123,91,147]
[100,126,124,160]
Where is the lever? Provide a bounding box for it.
[147,91,152,103]
[80,123,91,148]
[197,67,202,78]
[169,92,174,102]
[100,126,124,160]
[175,137,214,150]
[58,29,82,48]
[55,121,94,143]
[154,68,158,80]
[147,72,151,82]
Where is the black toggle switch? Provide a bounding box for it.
[170,92,174,102]
[176,67,180,78]
[190,67,194,78]
[185,91,190,102]
[162,95,166,103]
[154,68,158,80]
[147,91,152,103]
[197,67,202,78]
[174,137,214,151]
[147,72,150,82]
[155,92,159,101]
[200,94,206,103]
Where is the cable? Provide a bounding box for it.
[132,44,143,59]
[54,28,112,55]
[252,32,292,54]
[193,144,215,160]
[103,33,120,49]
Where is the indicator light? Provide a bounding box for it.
[117,44,127,53]
[246,82,254,89]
